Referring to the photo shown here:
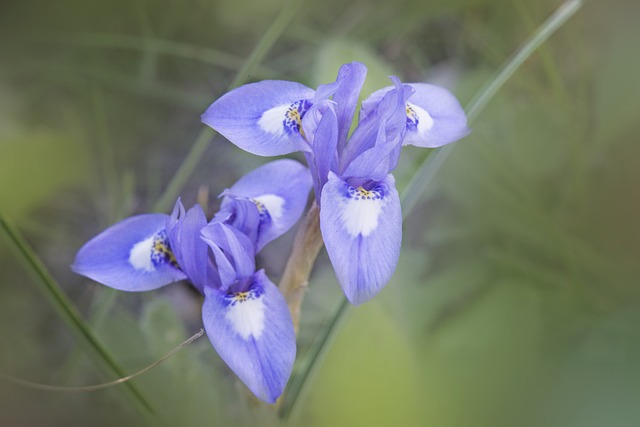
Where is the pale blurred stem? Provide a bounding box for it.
[279,202,324,335]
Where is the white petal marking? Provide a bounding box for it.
[254,194,285,221]
[410,102,435,133]
[129,235,155,271]
[404,102,435,145]
[340,188,385,237]
[258,104,289,136]
[225,297,266,340]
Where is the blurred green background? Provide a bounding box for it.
[1,0,639,426]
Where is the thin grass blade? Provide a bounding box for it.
[0,216,155,421]
[152,0,303,213]
[401,0,584,216]
[278,0,584,419]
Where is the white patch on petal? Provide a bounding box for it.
[254,194,285,221]
[404,102,435,145]
[258,104,289,136]
[129,235,155,271]
[410,102,435,133]
[225,297,266,340]
[340,188,385,237]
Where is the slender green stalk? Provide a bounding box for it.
[3,61,211,109]
[28,32,274,77]
[0,216,155,422]
[152,0,302,213]
[57,89,126,381]
[278,297,350,419]
[1,1,301,419]
[401,0,583,215]
[135,0,158,89]
[152,127,214,212]
[1,329,205,392]
[278,0,584,419]
[92,86,119,224]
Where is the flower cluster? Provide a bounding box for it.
[202,61,468,305]
[73,61,468,404]
[73,160,312,403]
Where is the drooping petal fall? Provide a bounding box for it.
[201,270,296,404]
[320,172,402,305]
[72,214,186,291]
[201,81,315,156]
[361,82,469,148]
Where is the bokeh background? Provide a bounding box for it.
[1,0,639,426]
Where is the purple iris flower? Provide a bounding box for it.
[202,62,469,305]
[72,159,312,403]
[212,159,312,252]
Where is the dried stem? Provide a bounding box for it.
[278,201,324,335]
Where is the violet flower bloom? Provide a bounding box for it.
[72,159,312,403]
[212,159,312,252]
[202,62,469,305]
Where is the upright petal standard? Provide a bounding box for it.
[202,62,470,306]
[72,160,311,403]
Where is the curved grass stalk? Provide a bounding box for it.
[1,0,303,420]
[0,216,155,421]
[401,0,584,215]
[153,0,303,213]
[25,32,275,78]
[278,0,584,419]
[1,329,204,392]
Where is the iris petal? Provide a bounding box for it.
[361,83,469,148]
[219,159,312,251]
[313,62,367,152]
[301,102,339,199]
[202,270,296,404]
[201,222,256,286]
[341,78,412,174]
[341,116,402,182]
[402,83,469,147]
[166,201,213,293]
[212,197,261,245]
[72,214,186,291]
[320,172,402,305]
[332,62,367,149]
[201,81,315,156]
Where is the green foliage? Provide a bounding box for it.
[0,132,90,222]
[1,0,639,425]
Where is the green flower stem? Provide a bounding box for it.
[26,32,275,77]
[401,0,584,215]
[278,0,584,420]
[152,0,302,213]
[0,216,155,423]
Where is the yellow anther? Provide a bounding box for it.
[234,291,251,302]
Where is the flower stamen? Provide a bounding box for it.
[406,103,420,130]
[284,100,312,138]
[224,285,265,306]
[151,231,179,269]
